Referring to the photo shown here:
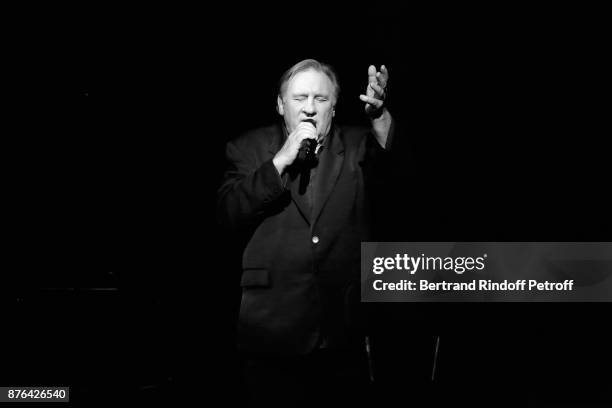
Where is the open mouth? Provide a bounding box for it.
[301,118,317,127]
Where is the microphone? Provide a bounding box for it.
[297,120,317,162]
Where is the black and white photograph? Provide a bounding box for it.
[3,7,611,406]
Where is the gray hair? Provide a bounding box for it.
[277,59,340,102]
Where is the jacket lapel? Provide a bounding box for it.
[312,126,344,226]
[288,168,312,225]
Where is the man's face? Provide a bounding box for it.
[277,69,336,140]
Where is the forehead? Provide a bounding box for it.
[285,69,334,94]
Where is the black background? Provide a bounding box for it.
[4,7,611,405]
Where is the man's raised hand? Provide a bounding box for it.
[359,65,388,118]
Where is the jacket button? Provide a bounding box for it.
[312,236,319,244]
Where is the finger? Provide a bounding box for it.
[298,121,316,131]
[376,72,387,89]
[369,82,386,98]
[376,66,388,88]
[368,65,377,83]
[380,65,389,79]
[290,125,315,142]
[296,124,317,138]
[359,94,384,109]
[380,65,388,76]
[303,126,317,137]
[297,132,317,143]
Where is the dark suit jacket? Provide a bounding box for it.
[218,121,392,354]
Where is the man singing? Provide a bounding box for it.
[217,59,394,405]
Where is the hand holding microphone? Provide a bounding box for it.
[273,120,317,174]
[297,119,318,162]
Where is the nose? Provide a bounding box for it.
[303,97,316,115]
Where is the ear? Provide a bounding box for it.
[332,105,336,117]
[276,95,284,116]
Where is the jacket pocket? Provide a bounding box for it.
[240,268,271,288]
